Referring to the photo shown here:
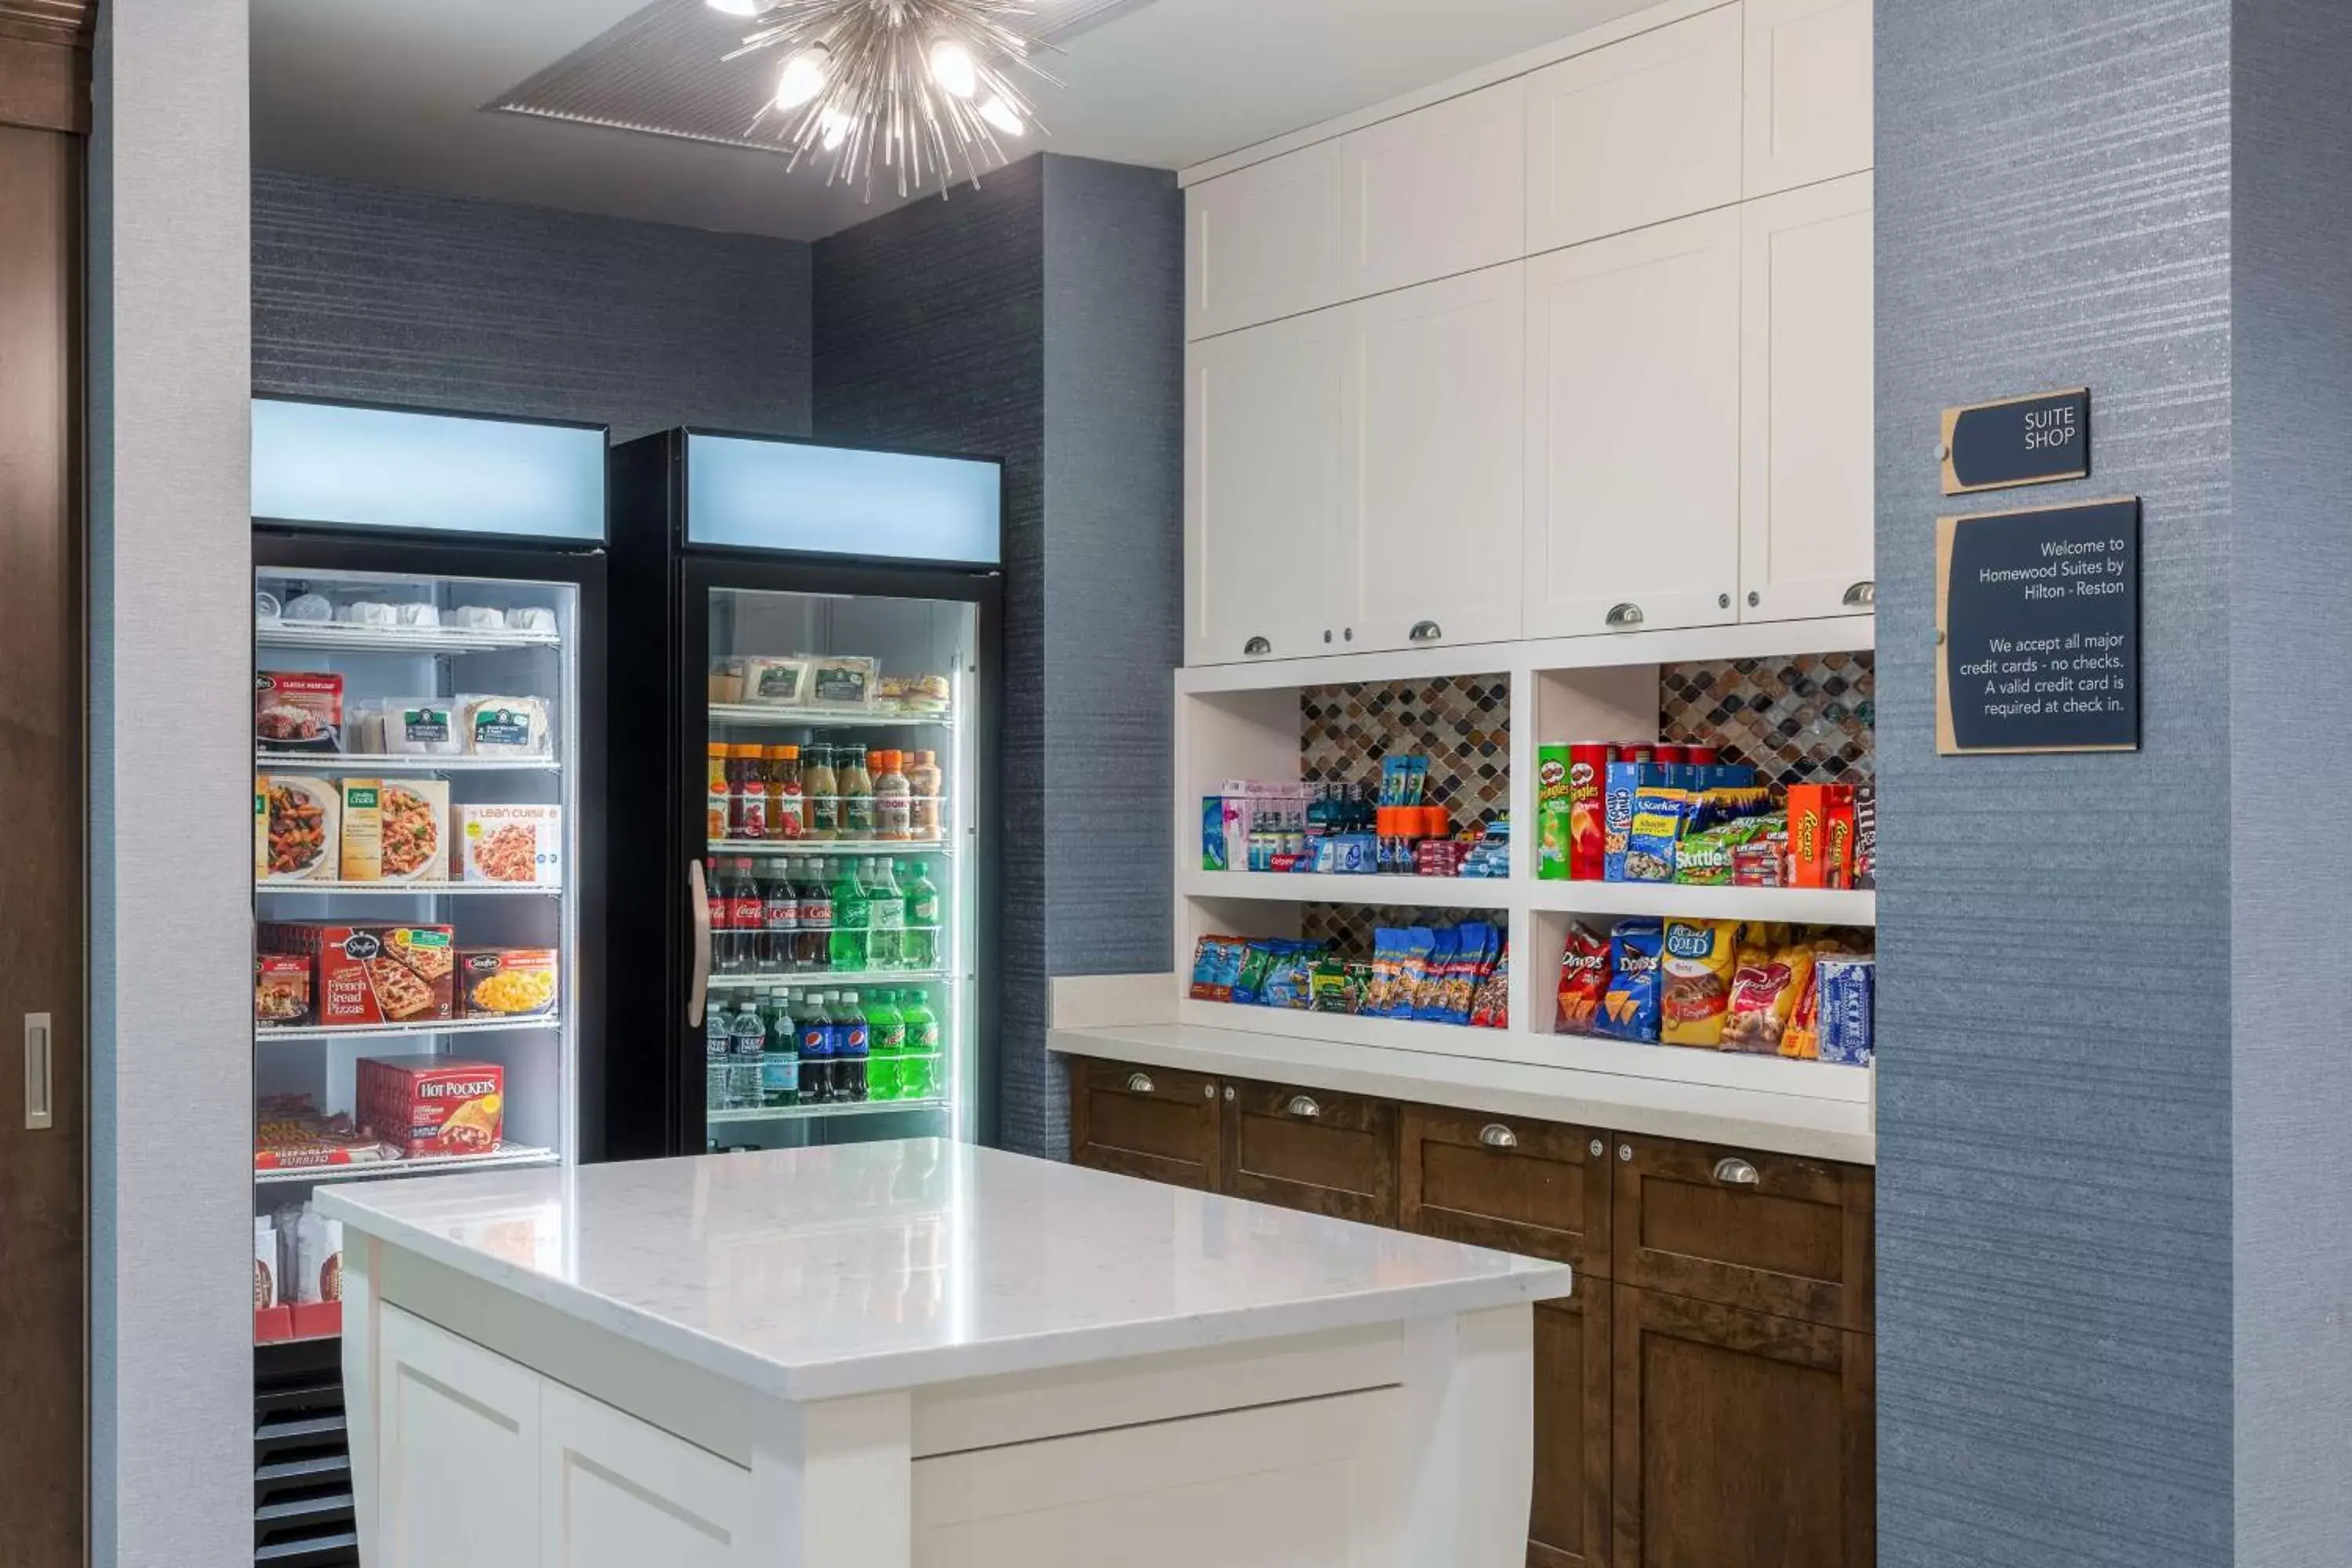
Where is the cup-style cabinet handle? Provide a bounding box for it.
[1843,580,1876,608]
[1606,602,1645,629]
[1713,1157,1761,1186]
[1287,1094,1322,1120]
[1409,619,1443,644]
[1478,1123,1518,1149]
[1243,635,1272,655]
[1126,1072,1155,1094]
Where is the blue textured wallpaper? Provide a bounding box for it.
[1876,4,2234,1565]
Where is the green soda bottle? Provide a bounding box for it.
[899,862,941,971]
[866,989,904,1101]
[900,988,941,1102]
[828,857,869,972]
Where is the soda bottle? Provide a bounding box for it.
[706,856,739,975]
[760,858,798,972]
[798,992,835,1104]
[901,988,940,1102]
[899,862,941,971]
[705,993,735,1111]
[728,858,764,974]
[837,992,870,1102]
[864,858,903,971]
[794,858,831,972]
[762,990,800,1108]
[866,989,904,1102]
[830,858,869,973]
[729,993,766,1111]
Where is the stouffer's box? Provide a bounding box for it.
[357,1056,504,1158]
[260,924,455,1026]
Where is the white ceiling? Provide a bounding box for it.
[250,0,1660,241]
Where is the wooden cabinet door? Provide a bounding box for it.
[1739,173,1875,623]
[540,1382,752,1568]
[376,1306,542,1568]
[1221,1080,1399,1225]
[1524,6,1742,254]
[1611,1133,1873,1331]
[1523,210,1742,639]
[1530,1293,1612,1568]
[1612,1287,1873,1568]
[1345,263,1526,652]
[1399,1105,1608,1275]
[1185,311,1354,664]
[1342,78,1526,301]
[1069,1058,1224,1191]
[1186,138,1346,340]
[1743,0,1874,198]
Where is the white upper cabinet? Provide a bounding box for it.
[1185,312,1354,663]
[1740,172,1875,622]
[1523,209,1743,639]
[1743,0,1874,197]
[1187,141,1348,341]
[1341,80,1527,305]
[1524,6,1744,255]
[1345,265,1526,652]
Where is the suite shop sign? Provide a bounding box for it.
[1936,496,2140,755]
[1940,387,2091,495]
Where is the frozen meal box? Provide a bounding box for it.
[257,776,341,883]
[739,656,812,706]
[357,1056,504,1158]
[458,949,559,1018]
[260,923,455,1026]
[457,694,551,757]
[255,671,343,753]
[339,779,449,883]
[807,655,878,708]
[452,804,564,885]
[254,953,312,1027]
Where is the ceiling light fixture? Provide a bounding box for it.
[706,0,767,16]
[724,0,1054,200]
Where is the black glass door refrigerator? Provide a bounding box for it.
[608,429,1003,1160]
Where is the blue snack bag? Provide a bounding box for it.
[1413,927,1458,1020]
[1594,919,1664,1042]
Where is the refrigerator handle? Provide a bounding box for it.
[687,857,713,1029]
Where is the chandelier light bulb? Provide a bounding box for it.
[706,0,763,16]
[928,39,980,98]
[819,108,853,151]
[978,93,1025,137]
[775,45,830,110]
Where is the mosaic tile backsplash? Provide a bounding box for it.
[1300,673,1511,822]
[1659,652,1875,785]
[1300,903,1512,960]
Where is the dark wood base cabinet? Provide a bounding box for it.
[1066,1058,1875,1567]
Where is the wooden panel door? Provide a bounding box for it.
[376,1307,543,1568]
[1345,263,1526,652]
[1523,210,1742,639]
[541,1382,752,1568]
[1068,1058,1224,1191]
[1524,6,1742,254]
[1186,139,1348,340]
[1743,0,1875,198]
[1739,173,1875,623]
[1612,1287,1873,1568]
[1529,1293,1611,1568]
[1342,78,1526,301]
[1399,1105,1609,1275]
[1221,1080,1399,1225]
[1185,311,1353,664]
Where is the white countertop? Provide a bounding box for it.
[319,1140,1570,1403]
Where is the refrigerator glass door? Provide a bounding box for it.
[699,586,975,1151]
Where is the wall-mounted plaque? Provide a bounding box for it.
[1936,496,2140,755]
[1940,387,2091,495]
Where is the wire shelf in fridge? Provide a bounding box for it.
[708,704,953,730]
[253,1145,559,1187]
[707,839,953,858]
[254,881,561,896]
[706,1098,951,1126]
[256,750,561,774]
[705,967,951,992]
[256,622,561,656]
[256,1015,561,1044]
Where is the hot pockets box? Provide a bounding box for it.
[356,1056,504,1158]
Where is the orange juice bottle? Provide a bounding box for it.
[706,742,731,841]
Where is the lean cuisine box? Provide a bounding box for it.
[357,1056,504,1158]
[259,924,454,1026]
[451,804,564,885]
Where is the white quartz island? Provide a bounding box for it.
[318,1139,1571,1568]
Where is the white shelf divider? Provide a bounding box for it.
[1525,880,1875,926]
[1178,869,1511,908]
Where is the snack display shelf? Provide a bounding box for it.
[1525,881,1876,927]
[708,703,952,729]
[1178,868,1512,908]
[256,1015,561,1044]
[256,750,561,774]
[254,881,562,896]
[706,967,952,992]
[709,839,953,858]
[256,622,563,655]
[252,1145,560,1187]
[707,1097,951,1126]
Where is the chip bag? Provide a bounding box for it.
[1659,919,1740,1047]
[1555,924,1610,1034]
[1722,945,1815,1054]
[1595,920,1664,1043]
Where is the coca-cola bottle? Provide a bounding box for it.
[760,858,799,973]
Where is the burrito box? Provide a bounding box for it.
[451,804,564,885]
[260,923,454,1026]
[357,1056,504,1158]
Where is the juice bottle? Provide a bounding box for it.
[837,993,869,1102]
[829,858,869,972]
[762,991,800,1108]
[874,750,912,840]
[899,861,941,971]
[900,989,940,1100]
[706,742,732,840]
[730,745,768,840]
[798,992,834,1104]
[906,750,943,840]
[866,990,903,1102]
[760,858,799,971]
[804,743,839,840]
[794,858,832,972]
[863,858,903,970]
[768,745,805,840]
[839,746,876,840]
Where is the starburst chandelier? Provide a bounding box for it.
[708,0,1052,199]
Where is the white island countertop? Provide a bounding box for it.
[319,1139,1571,1403]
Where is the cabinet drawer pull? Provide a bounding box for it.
[1477,1123,1517,1149]
[1243,635,1272,656]
[1605,602,1644,629]
[1588,1138,1604,1158]
[1125,1072,1155,1094]
[1286,1094,1322,1120]
[1842,580,1876,608]
[1713,1157,1761,1186]
[1203,1083,1217,1099]
[1409,619,1443,644]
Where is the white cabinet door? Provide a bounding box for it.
[1345,265,1525,652]
[1740,172,1874,622]
[1524,6,1743,255]
[1186,140,1347,341]
[539,1383,753,1568]
[1523,209,1743,639]
[1185,312,1353,664]
[1744,0,1874,197]
[1342,81,1526,303]
[376,1307,543,1568]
